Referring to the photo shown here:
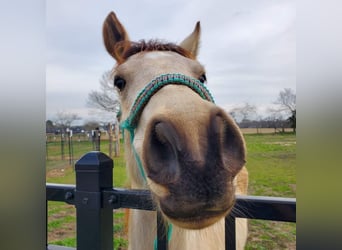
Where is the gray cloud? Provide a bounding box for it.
[46,0,295,122]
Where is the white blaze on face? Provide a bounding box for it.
[142,51,175,60]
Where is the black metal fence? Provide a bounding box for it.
[46,151,296,250]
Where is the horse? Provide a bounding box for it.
[102,11,248,250]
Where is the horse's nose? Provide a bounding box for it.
[142,106,246,185]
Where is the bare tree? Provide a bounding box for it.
[228,110,238,122]
[274,88,296,132]
[87,71,120,114]
[54,111,81,132]
[83,121,101,131]
[229,102,257,124]
[265,113,286,133]
[275,88,296,114]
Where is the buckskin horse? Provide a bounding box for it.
[102,11,248,250]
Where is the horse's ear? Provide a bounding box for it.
[103,11,130,62]
[179,21,201,58]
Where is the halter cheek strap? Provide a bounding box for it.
[119,73,215,249]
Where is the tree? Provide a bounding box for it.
[265,113,287,133]
[274,88,296,132]
[287,110,296,132]
[229,102,257,124]
[54,111,81,132]
[46,120,55,133]
[83,121,100,131]
[87,71,120,114]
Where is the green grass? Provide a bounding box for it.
[244,133,296,197]
[48,199,127,249]
[47,132,296,249]
[243,132,296,249]
[51,238,76,247]
[46,139,127,186]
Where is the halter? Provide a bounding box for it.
[119,73,215,249]
[121,73,214,130]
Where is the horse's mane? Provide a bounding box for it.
[115,40,195,64]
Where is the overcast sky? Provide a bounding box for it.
[46,0,295,124]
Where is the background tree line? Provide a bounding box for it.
[47,71,296,133]
[229,88,296,132]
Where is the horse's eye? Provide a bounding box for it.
[199,74,207,83]
[114,76,126,90]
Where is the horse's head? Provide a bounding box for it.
[103,12,246,229]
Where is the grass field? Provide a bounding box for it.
[46,132,296,249]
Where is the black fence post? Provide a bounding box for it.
[92,128,101,151]
[75,152,113,250]
[61,132,65,160]
[95,128,101,151]
[225,215,236,250]
[46,138,48,160]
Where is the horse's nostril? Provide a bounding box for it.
[208,111,246,176]
[154,122,182,152]
[144,120,181,184]
[154,122,173,146]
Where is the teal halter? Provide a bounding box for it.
[119,73,215,249]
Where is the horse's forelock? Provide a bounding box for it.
[116,40,195,64]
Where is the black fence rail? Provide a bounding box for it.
[46,151,296,250]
